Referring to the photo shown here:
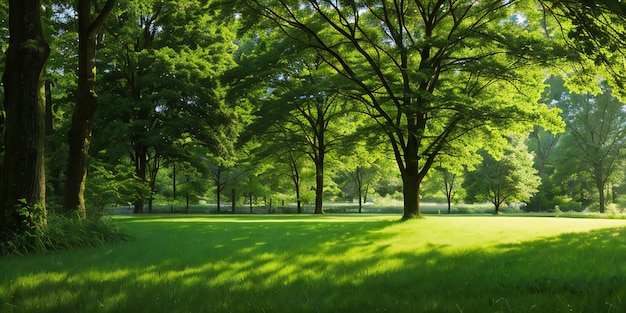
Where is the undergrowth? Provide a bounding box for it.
[0,214,130,256]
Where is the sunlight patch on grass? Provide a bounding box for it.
[13,271,68,289]
[80,269,132,283]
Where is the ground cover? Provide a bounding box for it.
[1,215,625,312]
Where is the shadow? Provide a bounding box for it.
[1,216,625,313]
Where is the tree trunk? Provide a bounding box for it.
[445,180,452,214]
[595,167,606,213]
[231,188,236,214]
[314,156,324,214]
[493,191,501,214]
[355,168,365,213]
[63,0,116,217]
[401,125,421,219]
[216,184,221,213]
[443,171,455,214]
[45,81,53,135]
[134,144,147,213]
[148,154,159,213]
[216,169,221,213]
[288,149,302,214]
[358,188,363,214]
[172,163,177,200]
[313,107,326,214]
[0,0,50,241]
[296,184,302,214]
[402,171,420,219]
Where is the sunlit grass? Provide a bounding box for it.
[1,215,625,312]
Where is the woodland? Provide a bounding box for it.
[1,0,626,247]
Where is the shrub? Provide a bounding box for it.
[1,214,130,256]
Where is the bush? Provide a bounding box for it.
[606,203,624,216]
[455,207,471,214]
[1,214,130,256]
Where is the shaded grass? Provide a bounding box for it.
[1,215,625,312]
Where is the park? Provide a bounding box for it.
[2,1,626,312]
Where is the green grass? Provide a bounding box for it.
[1,215,625,312]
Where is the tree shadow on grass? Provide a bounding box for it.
[1,216,625,313]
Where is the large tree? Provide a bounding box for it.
[0,0,50,240]
[63,0,116,217]
[247,0,564,218]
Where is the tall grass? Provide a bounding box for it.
[0,215,625,312]
[0,214,129,255]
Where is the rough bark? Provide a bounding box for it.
[0,0,50,240]
[62,0,116,217]
[401,117,422,220]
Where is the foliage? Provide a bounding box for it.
[0,214,129,256]
[4,0,626,227]
[85,160,150,212]
[464,134,541,213]
[86,0,240,212]
[557,81,626,213]
[542,0,626,99]
[530,76,626,213]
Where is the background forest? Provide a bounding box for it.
[1,0,626,223]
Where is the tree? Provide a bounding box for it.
[337,148,379,213]
[262,63,350,214]
[94,0,238,212]
[428,134,484,213]
[85,160,146,212]
[247,0,565,219]
[428,167,462,215]
[334,125,388,212]
[464,134,541,214]
[554,79,626,213]
[0,0,50,241]
[63,0,116,217]
[230,30,356,214]
[208,161,233,213]
[525,75,573,211]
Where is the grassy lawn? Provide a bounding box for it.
[1,215,625,313]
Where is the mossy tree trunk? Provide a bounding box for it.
[0,0,50,241]
[63,0,115,217]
